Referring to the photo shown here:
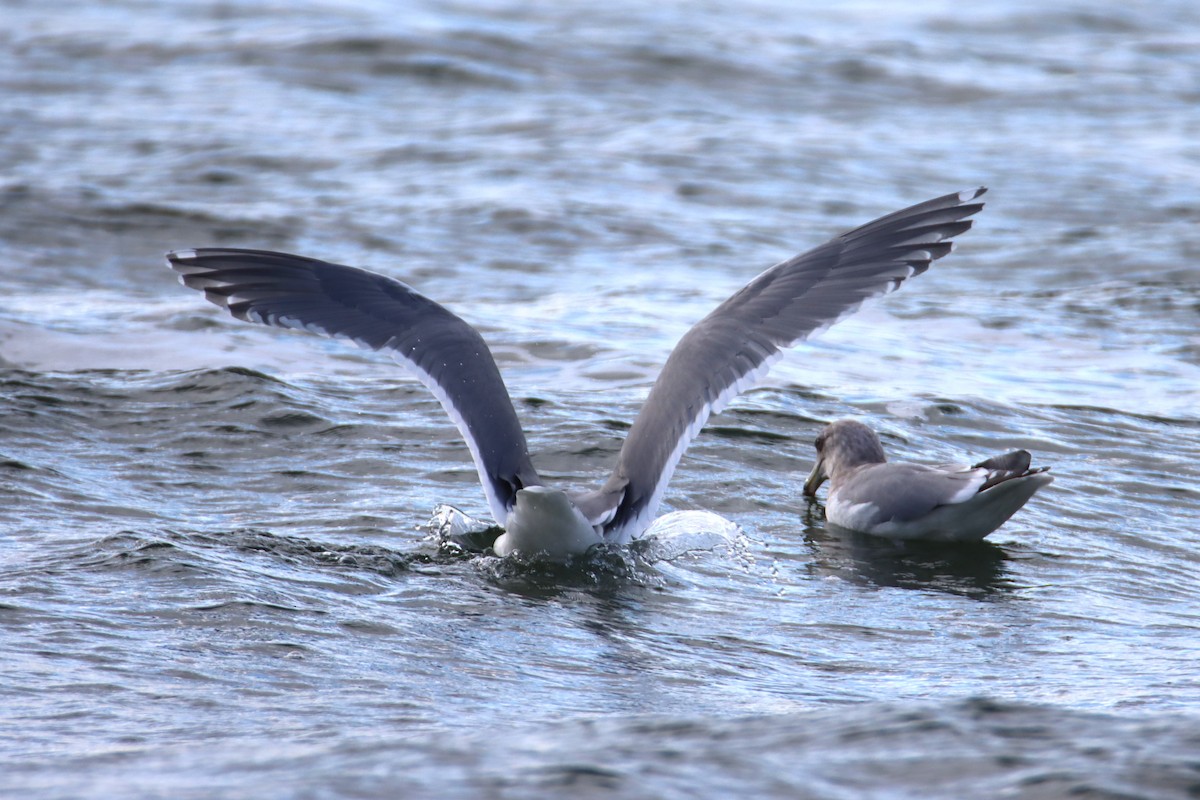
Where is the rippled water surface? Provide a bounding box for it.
[2,0,1199,797]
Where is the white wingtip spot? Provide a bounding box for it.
[170,249,197,261]
[897,231,945,246]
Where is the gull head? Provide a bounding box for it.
[804,420,888,497]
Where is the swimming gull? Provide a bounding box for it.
[167,187,985,557]
[803,419,1053,541]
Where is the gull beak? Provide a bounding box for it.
[803,456,827,497]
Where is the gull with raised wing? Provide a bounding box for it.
[803,419,1053,541]
[168,188,986,558]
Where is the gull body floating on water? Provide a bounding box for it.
[168,188,985,558]
[803,419,1053,541]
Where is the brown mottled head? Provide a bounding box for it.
[804,419,888,497]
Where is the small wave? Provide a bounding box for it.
[632,510,744,563]
[229,527,428,579]
[278,33,534,90]
[48,697,1195,800]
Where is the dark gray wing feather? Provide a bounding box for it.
[971,450,1051,492]
[166,248,541,523]
[581,188,987,540]
[972,450,1032,473]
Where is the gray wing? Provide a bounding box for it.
[836,463,988,525]
[973,449,1030,472]
[166,248,541,524]
[843,453,1050,526]
[577,188,987,540]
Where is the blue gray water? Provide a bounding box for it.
[2,0,1199,797]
